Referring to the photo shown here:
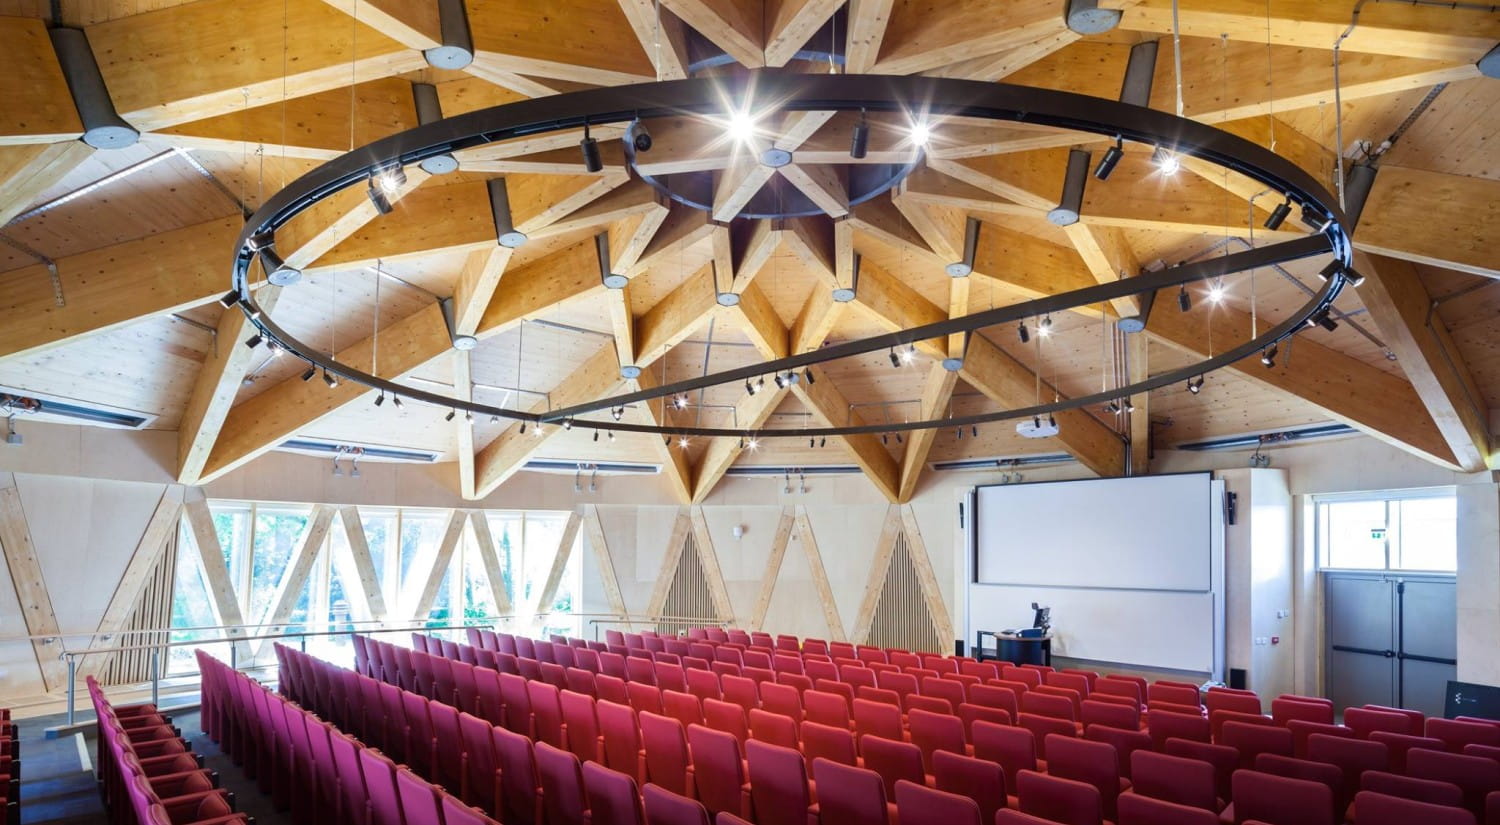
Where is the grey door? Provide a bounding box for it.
[1325,573,1396,710]
[1399,578,1458,717]
[1324,573,1456,716]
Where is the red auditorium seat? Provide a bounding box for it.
[908,709,968,773]
[1353,791,1479,825]
[1044,734,1126,821]
[1018,713,1077,757]
[1345,707,1414,739]
[1272,697,1334,726]
[1287,720,1354,758]
[1360,770,1466,808]
[686,724,751,818]
[969,684,1019,719]
[1205,688,1262,716]
[1020,691,1077,723]
[1080,698,1138,731]
[852,699,903,743]
[959,661,999,682]
[1084,724,1151,780]
[1116,794,1220,825]
[1221,720,1294,767]
[361,749,405,825]
[745,739,817,825]
[1368,730,1447,772]
[559,689,603,763]
[749,709,800,749]
[1130,750,1219,812]
[994,812,1062,825]
[1305,732,1388,793]
[1232,769,1336,825]
[814,680,855,711]
[761,683,804,722]
[1407,749,1500,815]
[932,750,1006,823]
[1252,753,1346,821]
[971,721,1037,798]
[860,736,927,800]
[598,674,631,706]
[643,784,711,825]
[585,762,645,825]
[800,721,857,768]
[1017,770,1103,825]
[527,680,568,750]
[1163,739,1238,804]
[663,690,705,729]
[402,691,438,776]
[598,700,648,784]
[1150,710,1212,751]
[1002,667,1042,689]
[922,677,966,710]
[804,691,851,729]
[1148,682,1201,709]
[702,699,749,745]
[1046,672,1091,699]
[442,793,502,825]
[640,712,696,797]
[493,725,543,825]
[1094,677,1143,708]
[536,742,589,825]
[1366,705,1426,736]
[457,712,500,813]
[957,703,1011,743]
[427,701,466,796]
[813,758,892,825]
[895,780,981,825]
[1429,718,1500,753]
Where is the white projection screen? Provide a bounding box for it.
[967,473,1224,675]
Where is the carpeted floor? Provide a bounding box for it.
[22,703,289,825]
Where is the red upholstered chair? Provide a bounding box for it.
[628,657,658,686]
[536,742,590,825]
[1344,707,1412,739]
[663,691,705,729]
[493,725,543,825]
[1211,709,1277,745]
[969,684,1019,720]
[814,680,855,712]
[908,709,968,773]
[813,758,892,825]
[1081,699,1138,731]
[804,691,852,730]
[1429,718,1500,753]
[458,712,500,813]
[1272,698,1334,727]
[804,661,839,685]
[361,748,405,825]
[1021,691,1077,723]
[852,699,903,744]
[560,689,604,763]
[1304,733,1387,794]
[585,762,646,825]
[841,667,878,691]
[428,701,467,797]
[1463,743,1500,764]
[598,674,631,707]
[860,736,927,800]
[894,780,980,825]
[1045,734,1127,821]
[567,667,600,699]
[720,676,758,713]
[749,708,800,749]
[1221,720,1294,767]
[686,724,751,818]
[442,793,503,825]
[957,703,1011,744]
[877,672,919,709]
[1231,769,1336,825]
[596,700,646,782]
[904,695,953,716]
[801,721,858,768]
[890,652,921,670]
[1360,770,1466,808]
[640,712,696,797]
[1205,689,1262,716]
[702,699,749,745]
[643,784,711,825]
[396,766,445,825]
[922,655,958,675]
[629,682,665,717]
[1252,754,1346,822]
[1046,672,1092,699]
[1002,667,1042,689]
[932,750,1006,823]
[994,812,1063,825]
[1369,731,1447,772]
[1353,791,1479,825]
[960,661,999,682]
[744,739,817,825]
[1130,750,1219,812]
[1407,749,1500,816]
[1149,710,1212,751]
[1366,705,1426,736]
[686,669,721,704]
[760,683,804,722]
[1017,770,1103,825]
[1148,682,1201,709]
[1084,724,1152,780]
[1018,713,1076,758]
[1287,721,1355,758]
[972,721,1037,799]
[528,680,569,750]
[921,677,966,711]
[1116,795,1220,825]
[1163,739,1239,805]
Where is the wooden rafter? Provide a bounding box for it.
[259,505,336,635]
[1353,254,1493,472]
[581,505,630,625]
[898,504,953,646]
[454,351,478,500]
[1354,167,1500,280]
[339,506,390,621]
[534,510,584,616]
[851,504,902,643]
[660,0,766,68]
[0,143,94,226]
[633,368,696,506]
[468,511,514,616]
[748,507,795,631]
[0,474,67,691]
[646,510,692,619]
[183,492,253,662]
[82,486,185,677]
[795,506,846,642]
[688,507,735,622]
[898,365,958,503]
[411,509,467,618]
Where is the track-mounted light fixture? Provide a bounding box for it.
[1094,138,1123,181]
[850,109,870,159]
[445,409,456,422]
[563,419,573,430]
[746,378,757,396]
[625,119,652,152]
[218,290,239,308]
[1151,146,1180,176]
[1264,198,1292,230]
[1038,315,1053,337]
[1261,344,1278,368]
[392,396,403,409]
[412,83,459,174]
[889,348,901,368]
[322,369,338,388]
[611,406,623,421]
[367,176,394,215]
[593,430,599,442]
[520,421,527,434]
[804,368,815,385]
[1187,375,1204,394]
[301,365,317,382]
[375,392,385,407]
[775,373,787,388]
[1318,261,1342,282]
[1018,321,1029,344]
[580,122,603,173]
[1308,308,1338,332]
[678,436,689,449]
[1105,401,1119,415]
[488,178,527,248]
[1177,285,1191,312]
[245,334,262,349]
[673,395,688,410]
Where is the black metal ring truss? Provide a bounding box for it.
[231,73,1354,441]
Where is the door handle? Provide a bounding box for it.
[1332,644,1395,658]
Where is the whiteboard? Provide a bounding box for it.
[965,475,1224,676]
[975,474,1212,590]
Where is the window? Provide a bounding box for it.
[1316,489,1457,572]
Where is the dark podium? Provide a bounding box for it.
[975,629,1053,667]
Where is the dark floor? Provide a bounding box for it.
[23,702,288,825]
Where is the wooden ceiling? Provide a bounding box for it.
[0,0,1496,504]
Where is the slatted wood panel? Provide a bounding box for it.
[98,530,176,686]
[865,532,943,654]
[659,529,714,636]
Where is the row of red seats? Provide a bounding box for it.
[87,674,243,825]
[0,707,15,825]
[405,629,1500,825]
[197,649,502,825]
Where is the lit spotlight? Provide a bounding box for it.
[1187,375,1204,394]
[1207,283,1225,304]
[727,109,755,143]
[673,395,688,410]
[900,344,916,364]
[775,373,787,388]
[1151,146,1180,176]
[678,436,690,449]
[1038,315,1053,337]
[746,437,759,451]
[909,120,931,147]
[563,419,573,430]
[1261,343,1278,368]
[375,164,406,194]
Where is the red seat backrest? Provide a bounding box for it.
[744,739,812,825]
[1130,750,1218,812]
[685,724,748,818]
[1231,769,1336,825]
[1016,770,1103,825]
[1353,790,1480,825]
[860,735,927,800]
[972,720,1036,798]
[894,779,982,825]
[811,758,890,825]
[800,720,858,768]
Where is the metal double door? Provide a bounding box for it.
[1324,572,1456,717]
